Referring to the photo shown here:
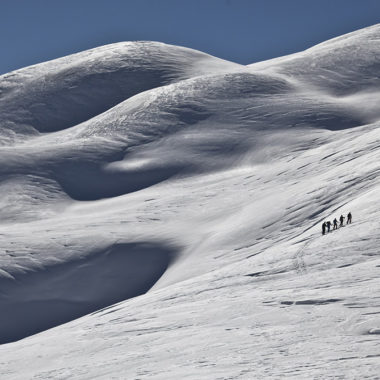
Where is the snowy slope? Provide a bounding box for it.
[1,25,380,379]
[249,23,380,95]
[0,41,240,139]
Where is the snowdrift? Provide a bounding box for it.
[0,41,240,137]
[0,24,380,379]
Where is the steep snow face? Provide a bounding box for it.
[1,24,380,379]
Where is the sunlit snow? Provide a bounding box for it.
[0,24,380,379]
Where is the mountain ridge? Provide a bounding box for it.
[0,24,380,379]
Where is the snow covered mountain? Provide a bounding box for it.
[1,24,380,379]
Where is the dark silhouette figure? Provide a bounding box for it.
[347,212,352,224]
[333,218,338,230]
[322,222,326,235]
[326,220,332,232]
[339,214,345,227]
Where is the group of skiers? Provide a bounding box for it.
[322,212,352,235]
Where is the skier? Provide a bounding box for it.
[347,212,352,224]
[322,222,326,235]
[326,220,332,232]
[333,218,338,230]
[339,214,345,227]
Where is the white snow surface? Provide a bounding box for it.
[1,25,380,379]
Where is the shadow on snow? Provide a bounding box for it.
[0,242,177,344]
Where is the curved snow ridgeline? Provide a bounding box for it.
[0,41,240,137]
[1,25,380,378]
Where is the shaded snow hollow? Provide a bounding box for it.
[1,25,380,379]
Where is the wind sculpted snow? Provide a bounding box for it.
[1,24,380,379]
[0,242,176,344]
[0,41,240,138]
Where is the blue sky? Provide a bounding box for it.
[1,0,379,74]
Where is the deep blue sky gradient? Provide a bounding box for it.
[1,0,379,74]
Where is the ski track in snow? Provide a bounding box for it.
[0,25,380,379]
